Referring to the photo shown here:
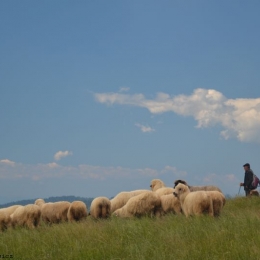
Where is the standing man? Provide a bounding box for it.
[240,163,254,196]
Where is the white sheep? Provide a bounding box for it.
[11,204,41,229]
[34,199,70,224]
[113,191,161,218]
[173,183,214,217]
[155,187,175,196]
[90,197,111,219]
[206,191,226,216]
[35,198,45,206]
[67,201,88,222]
[160,194,182,215]
[110,190,150,213]
[150,179,166,191]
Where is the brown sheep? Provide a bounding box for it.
[90,197,111,219]
[113,191,161,218]
[11,204,41,229]
[67,201,88,222]
[35,199,70,224]
[0,205,21,231]
[249,190,259,197]
[173,183,214,217]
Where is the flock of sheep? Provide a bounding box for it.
[0,178,226,231]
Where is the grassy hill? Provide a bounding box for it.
[0,196,260,260]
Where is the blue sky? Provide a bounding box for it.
[1,1,260,204]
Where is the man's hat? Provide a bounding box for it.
[243,163,250,167]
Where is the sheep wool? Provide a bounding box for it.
[205,191,226,217]
[174,179,222,193]
[150,179,166,191]
[34,199,71,224]
[110,190,149,213]
[90,197,111,219]
[160,193,182,215]
[113,191,161,218]
[0,205,21,231]
[155,187,175,196]
[67,201,88,222]
[11,204,41,229]
[174,183,214,217]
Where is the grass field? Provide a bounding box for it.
[1,196,260,260]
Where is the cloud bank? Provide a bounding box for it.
[0,159,239,198]
[95,88,260,143]
[0,159,186,181]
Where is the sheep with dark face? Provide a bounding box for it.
[173,183,214,217]
[173,180,225,216]
[174,179,222,192]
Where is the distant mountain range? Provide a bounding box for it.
[0,196,96,210]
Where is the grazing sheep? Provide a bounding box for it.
[155,187,175,196]
[160,194,182,215]
[173,183,214,217]
[174,179,222,193]
[206,191,226,217]
[90,197,111,219]
[11,204,41,229]
[0,210,10,231]
[35,198,45,206]
[35,199,70,224]
[110,190,149,212]
[249,190,259,197]
[67,201,88,222]
[150,179,166,191]
[113,191,161,218]
[0,205,21,231]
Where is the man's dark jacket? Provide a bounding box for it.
[244,169,254,191]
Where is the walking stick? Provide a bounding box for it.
[237,185,241,196]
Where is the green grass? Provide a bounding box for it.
[1,197,260,260]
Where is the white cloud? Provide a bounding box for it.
[94,88,260,143]
[135,123,155,133]
[47,162,60,168]
[119,87,130,92]
[0,159,15,166]
[54,151,73,161]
